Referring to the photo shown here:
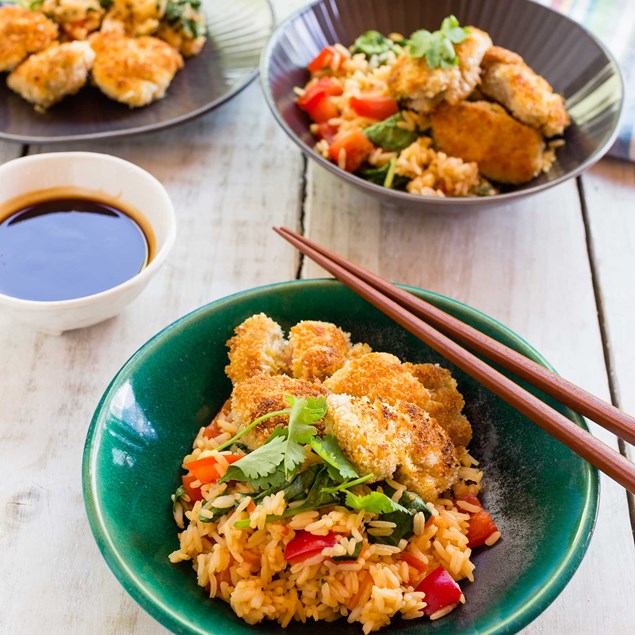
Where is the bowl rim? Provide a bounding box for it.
[0,151,177,309]
[83,278,599,635]
[260,0,625,207]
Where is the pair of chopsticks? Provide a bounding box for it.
[274,226,635,494]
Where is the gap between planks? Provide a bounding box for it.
[295,154,308,280]
[577,175,635,541]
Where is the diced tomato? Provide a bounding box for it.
[350,95,399,120]
[316,122,339,144]
[202,421,220,439]
[306,93,340,123]
[185,454,242,485]
[415,567,463,616]
[401,551,428,572]
[466,508,499,548]
[283,530,338,563]
[307,46,337,72]
[328,129,374,172]
[181,473,203,503]
[456,495,499,547]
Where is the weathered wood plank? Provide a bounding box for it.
[303,162,635,633]
[0,82,304,634]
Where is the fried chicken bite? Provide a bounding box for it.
[224,313,289,384]
[403,363,472,446]
[430,101,545,185]
[288,320,354,382]
[387,27,492,114]
[156,0,207,57]
[7,40,94,111]
[34,0,104,40]
[90,32,183,107]
[325,394,459,500]
[231,375,329,450]
[323,352,430,409]
[101,0,166,36]
[481,46,570,137]
[0,5,58,73]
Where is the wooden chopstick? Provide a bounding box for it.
[276,227,635,447]
[274,226,635,494]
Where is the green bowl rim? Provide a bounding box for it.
[82,278,599,635]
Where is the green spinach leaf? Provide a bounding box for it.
[364,114,419,152]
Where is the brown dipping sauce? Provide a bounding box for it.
[0,188,155,302]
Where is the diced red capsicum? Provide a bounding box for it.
[328,129,374,172]
[401,551,428,573]
[457,494,499,548]
[283,530,338,563]
[415,566,463,616]
[349,95,399,120]
[316,122,339,144]
[307,46,337,72]
[181,473,204,503]
[296,78,343,123]
[185,454,243,485]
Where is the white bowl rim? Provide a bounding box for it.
[0,151,177,310]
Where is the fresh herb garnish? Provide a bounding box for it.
[220,395,327,484]
[407,16,470,69]
[364,113,419,152]
[164,0,206,39]
[344,490,409,514]
[310,434,358,481]
[352,30,396,57]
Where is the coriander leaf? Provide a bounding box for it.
[284,396,324,477]
[321,473,374,494]
[407,16,469,69]
[352,30,393,57]
[332,540,363,562]
[364,114,419,152]
[310,435,358,481]
[215,408,290,452]
[408,29,433,59]
[220,435,286,482]
[250,464,288,490]
[440,15,470,44]
[345,490,409,514]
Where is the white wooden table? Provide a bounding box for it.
[1,2,635,632]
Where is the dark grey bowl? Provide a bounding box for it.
[260,0,624,210]
[0,0,274,144]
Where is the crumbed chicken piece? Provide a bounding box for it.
[7,40,94,110]
[431,101,545,184]
[156,1,207,57]
[403,363,472,446]
[90,32,183,108]
[0,6,58,72]
[224,313,288,384]
[387,27,492,114]
[34,0,104,40]
[325,394,459,500]
[288,320,353,382]
[481,46,569,137]
[323,352,430,409]
[231,375,329,450]
[101,0,166,36]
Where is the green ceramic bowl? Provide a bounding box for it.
[83,279,598,635]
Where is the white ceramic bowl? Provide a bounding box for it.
[0,152,176,334]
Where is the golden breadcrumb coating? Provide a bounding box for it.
[430,101,545,184]
[90,32,183,108]
[0,5,58,73]
[7,40,94,110]
[35,0,104,40]
[323,352,430,408]
[289,320,352,382]
[404,363,472,446]
[224,313,288,385]
[481,46,570,137]
[325,394,459,500]
[231,375,329,450]
[156,2,206,58]
[387,27,492,114]
[101,0,166,36]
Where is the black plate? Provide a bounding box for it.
[0,0,274,143]
[261,0,624,209]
